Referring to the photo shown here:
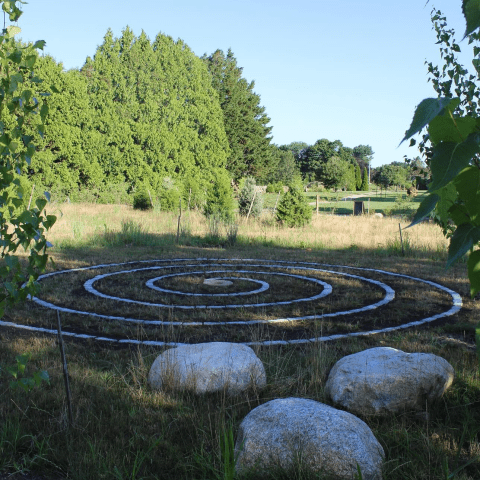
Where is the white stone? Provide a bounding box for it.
[235,397,384,480]
[325,347,454,415]
[148,342,266,394]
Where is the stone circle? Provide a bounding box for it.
[2,258,462,346]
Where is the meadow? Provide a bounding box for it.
[0,201,479,480]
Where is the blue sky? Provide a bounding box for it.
[13,1,475,168]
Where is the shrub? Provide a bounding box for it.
[276,182,312,227]
[266,181,283,193]
[238,177,263,218]
[133,186,153,210]
[204,170,234,222]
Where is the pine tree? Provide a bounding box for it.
[202,49,274,182]
[276,183,312,227]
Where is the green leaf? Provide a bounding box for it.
[436,182,458,224]
[400,97,459,145]
[407,193,439,228]
[429,133,480,191]
[40,103,48,123]
[463,0,480,37]
[468,249,480,297]
[33,40,46,50]
[447,224,480,268]
[6,25,21,37]
[449,203,470,227]
[454,166,480,222]
[428,115,477,145]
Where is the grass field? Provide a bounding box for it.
[0,203,479,480]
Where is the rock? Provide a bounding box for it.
[325,347,454,415]
[235,398,384,479]
[148,342,266,394]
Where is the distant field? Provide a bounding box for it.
[261,188,425,218]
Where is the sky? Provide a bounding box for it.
[11,0,476,168]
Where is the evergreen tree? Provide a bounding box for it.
[276,182,312,228]
[83,28,229,194]
[355,163,362,191]
[202,49,273,182]
[360,167,369,191]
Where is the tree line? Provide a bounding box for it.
[5,26,381,208]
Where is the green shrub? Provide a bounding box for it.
[238,177,263,218]
[159,187,181,212]
[204,170,234,222]
[133,187,153,210]
[276,183,312,227]
[266,181,283,193]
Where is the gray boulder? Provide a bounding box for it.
[325,347,454,415]
[235,397,384,480]
[148,342,266,394]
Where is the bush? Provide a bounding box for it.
[159,187,181,212]
[276,183,312,227]
[238,177,263,218]
[133,186,153,210]
[204,170,234,222]
[266,181,283,193]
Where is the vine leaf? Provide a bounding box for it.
[463,0,480,38]
[447,224,480,269]
[400,97,459,145]
[468,249,480,297]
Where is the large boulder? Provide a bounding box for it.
[235,397,384,480]
[148,342,266,394]
[325,347,454,415]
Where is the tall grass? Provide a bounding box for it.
[43,203,448,257]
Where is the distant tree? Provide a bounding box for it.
[279,141,309,164]
[202,49,273,182]
[353,145,374,171]
[360,167,369,191]
[373,164,410,190]
[268,146,299,184]
[355,163,362,191]
[320,156,353,191]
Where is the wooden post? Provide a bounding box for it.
[57,312,73,427]
[316,195,319,216]
[245,190,257,222]
[27,184,35,210]
[273,190,281,214]
[187,188,191,211]
[399,223,405,256]
[176,198,182,244]
[147,190,154,209]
